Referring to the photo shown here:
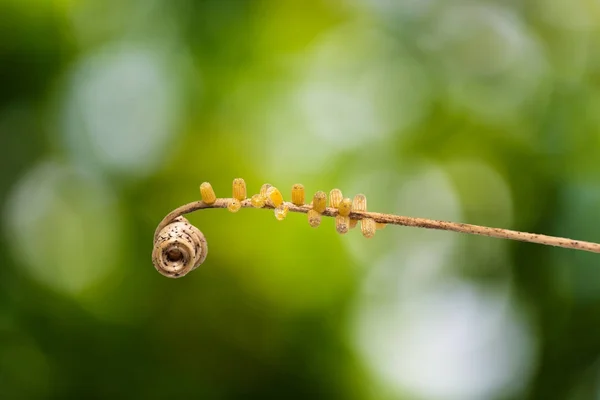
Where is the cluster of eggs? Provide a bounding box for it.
[200,179,383,238]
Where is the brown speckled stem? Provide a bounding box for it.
[155,198,600,254]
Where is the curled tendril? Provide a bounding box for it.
[152,216,207,278]
[152,182,600,279]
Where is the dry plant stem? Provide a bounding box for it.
[154,198,600,254]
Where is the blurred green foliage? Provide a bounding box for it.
[2,0,600,399]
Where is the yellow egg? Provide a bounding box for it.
[312,191,327,213]
[227,199,241,213]
[232,178,247,201]
[291,184,305,206]
[200,182,216,205]
[307,209,322,228]
[329,188,343,208]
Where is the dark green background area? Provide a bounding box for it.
[1,1,600,399]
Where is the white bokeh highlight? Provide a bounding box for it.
[536,0,600,31]
[3,161,122,295]
[250,23,430,178]
[343,159,534,398]
[61,44,187,177]
[420,3,549,121]
[353,280,537,400]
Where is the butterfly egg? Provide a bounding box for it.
[262,183,273,206]
[335,215,350,234]
[250,194,266,208]
[260,183,272,198]
[351,194,367,229]
[232,178,247,201]
[307,209,322,227]
[200,182,217,205]
[227,198,241,213]
[352,194,367,211]
[274,204,289,221]
[266,186,284,207]
[312,191,327,213]
[338,198,352,217]
[376,222,386,230]
[329,188,343,208]
[291,184,305,206]
[361,218,376,238]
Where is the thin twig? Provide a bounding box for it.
[155,198,600,254]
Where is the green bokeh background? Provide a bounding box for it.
[2,1,600,399]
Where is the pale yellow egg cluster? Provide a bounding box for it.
[329,188,378,238]
[198,178,382,237]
